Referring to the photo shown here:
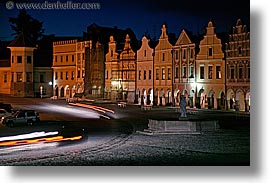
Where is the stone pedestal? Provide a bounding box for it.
[137,119,219,135]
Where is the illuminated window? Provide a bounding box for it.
[16,72,23,82]
[168,68,171,80]
[17,56,22,63]
[208,66,213,79]
[216,66,222,79]
[162,68,165,80]
[156,69,159,80]
[200,66,205,79]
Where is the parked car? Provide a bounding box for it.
[0,108,12,118]
[1,110,40,127]
[0,103,13,113]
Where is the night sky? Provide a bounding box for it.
[0,0,250,41]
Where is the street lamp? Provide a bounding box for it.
[40,86,43,99]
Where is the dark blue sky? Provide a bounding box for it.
[0,0,250,41]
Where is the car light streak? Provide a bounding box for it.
[0,131,59,142]
[0,135,83,147]
[69,103,115,114]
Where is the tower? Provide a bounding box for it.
[7,33,36,97]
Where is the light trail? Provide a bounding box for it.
[0,135,83,147]
[0,131,59,142]
[68,103,115,114]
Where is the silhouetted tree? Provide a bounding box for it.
[9,10,44,43]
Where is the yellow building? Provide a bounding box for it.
[52,39,84,99]
[154,24,173,106]
[225,19,250,111]
[105,36,119,100]
[195,21,225,109]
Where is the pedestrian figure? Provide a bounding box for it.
[180,95,187,118]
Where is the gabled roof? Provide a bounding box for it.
[8,32,35,48]
[176,29,192,45]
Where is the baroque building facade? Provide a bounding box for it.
[136,36,154,105]
[195,21,225,109]
[172,29,196,107]
[225,19,250,111]
[154,24,173,106]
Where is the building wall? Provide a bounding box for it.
[195,21,225,109]
[105,36,119,100]
[33,67,53,97]
[173,29,196,107]
[52,39,79,98]
[8,46,36,97]
[136,36,154,105]
[154,24,173,106]
[119,34,136,103]
[0,67,11,94]
[225,19,250,111]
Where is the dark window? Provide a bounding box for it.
[61,56,63,62]
[230,66,234,79]
[77,70,81,78]
[200,66,204,79]
[175,50,178,60]
[139,70,141,80]
[27,56,32,64]
[12,56,14,63]
[17,56,22,63]
[238,66,243,79]
[27,72,32,82]
[162,53,165,61]
[55,56,57,62]
[55,72,58,80]
[144,50,146,57]
[209,48,213,56]
[72,55,74,62]
[144,70,146,80]
[60,72,63,80]
[66,55,68,62]
[182,66,187,78]
[189,66,194,78]
[149,70,152,80]
[66,72,68,80]
[40,74,44,83]
[175,67,179,78]
[183,49,186,59]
